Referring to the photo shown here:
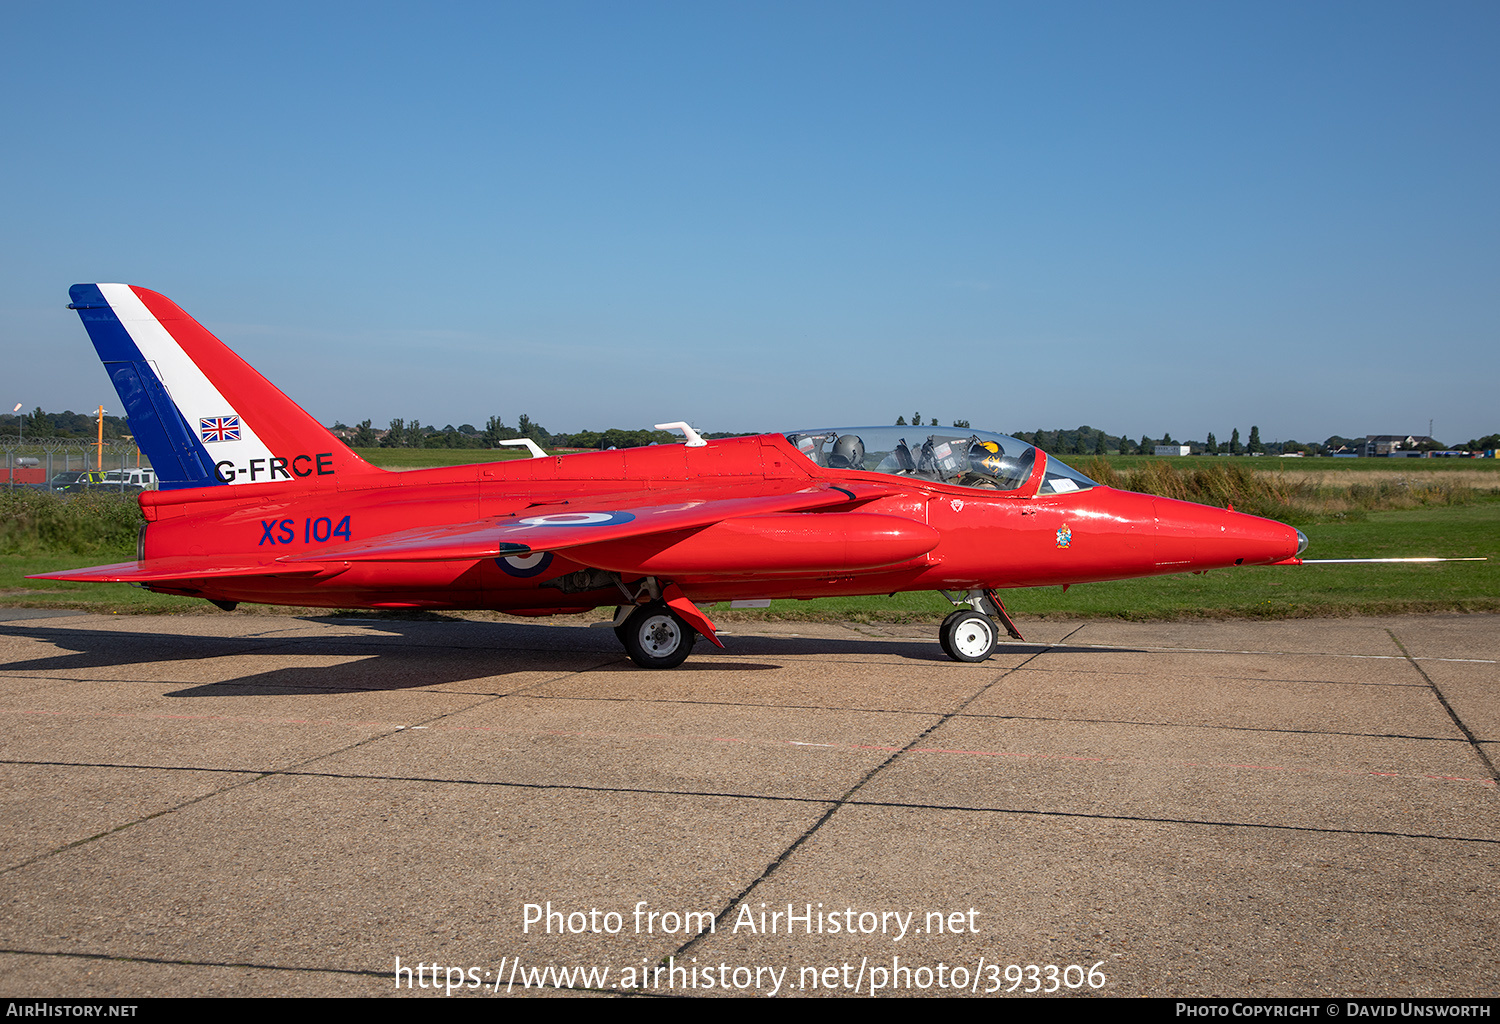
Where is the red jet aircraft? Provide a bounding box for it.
[37,284,1307,668]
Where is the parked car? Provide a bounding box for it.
[99,468,158,491]
[36,469,155,494]
[39,470,108,493]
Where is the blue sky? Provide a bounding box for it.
[2,1,1495,444]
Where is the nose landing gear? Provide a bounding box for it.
[941,610,997,662]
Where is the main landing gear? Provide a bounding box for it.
[611,578,724,669]
[938,589,1025,663]
[615,601,698,669]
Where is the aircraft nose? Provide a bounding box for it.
[1152,497,1305,569]
[1296,530,1308,557]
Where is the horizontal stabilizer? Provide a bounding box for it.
[275,484,885,563]
[29,559,333,584]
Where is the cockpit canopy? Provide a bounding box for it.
[784,426,1100,495]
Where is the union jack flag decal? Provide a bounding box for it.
[199,415,241,443]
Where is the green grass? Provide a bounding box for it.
[1076,457,1497,524]
[1091,453,1500,475]
[351,447,544,469]
[1,489,143,556]
[0,554,207,613]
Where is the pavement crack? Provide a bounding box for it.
[1387,629,1499,786]
[0,946,387,980]
[278,657,623,773]
[0,687,542,877]
[667,623,1089,961]
[947,711,1475,743]
[835,799,1500,845]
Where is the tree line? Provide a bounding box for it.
[0,408,132,439]
[6,407,1495,455]
[332,416,753,451]
[891,418,1497,456]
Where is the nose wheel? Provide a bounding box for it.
[940,610,998,662]
[937,588,1024,662]
[618,602,698,669]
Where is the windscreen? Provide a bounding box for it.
[784,426,1098,494]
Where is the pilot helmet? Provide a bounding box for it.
[968,439,1021,482]
[828,434,866,470]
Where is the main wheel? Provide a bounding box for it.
[620,602,697,669]
[942,611,997,663]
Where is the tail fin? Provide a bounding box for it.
[68,284,380,491]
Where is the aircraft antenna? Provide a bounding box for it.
[496,439,546,459]
[655,421,707,447]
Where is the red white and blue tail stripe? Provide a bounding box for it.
[68,284,377,490]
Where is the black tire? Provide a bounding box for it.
[620,602,697,669]
[942,611,997,663]
[938,609,970,659]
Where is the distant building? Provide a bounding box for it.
[1362,435,1438,457]
[1154,445,1191,457]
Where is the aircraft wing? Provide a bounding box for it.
[274,482,895,564]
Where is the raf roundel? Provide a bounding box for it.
[516,511,636,528]
[497,551,555,578]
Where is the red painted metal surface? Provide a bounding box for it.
[40,431,1301,610]
[39,284,1304,641]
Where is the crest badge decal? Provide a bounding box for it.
[1056,524,1072,549]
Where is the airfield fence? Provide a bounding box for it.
[0,436,149,489]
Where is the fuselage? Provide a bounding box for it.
[134,432,1303,613]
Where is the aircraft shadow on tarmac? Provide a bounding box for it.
[0,617,1143,697]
